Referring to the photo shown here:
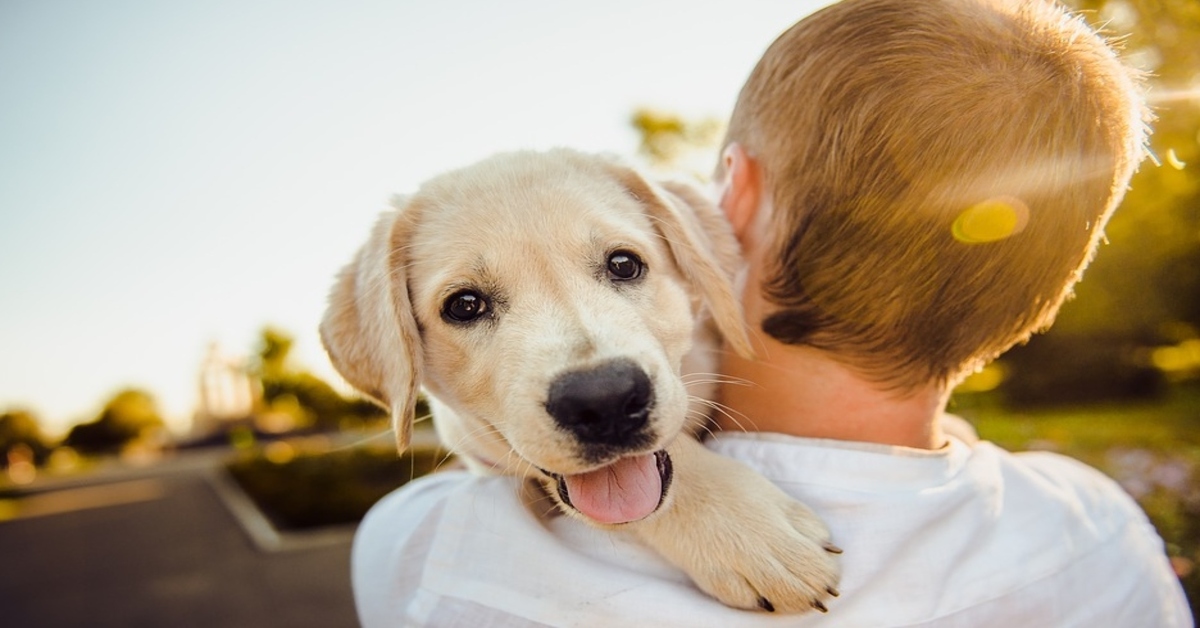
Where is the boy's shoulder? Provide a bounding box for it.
[351,440,1190,627]
[976,440,1149,528]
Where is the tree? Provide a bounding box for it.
[258,326,294,380]
[0,409,51,466]
[999,0,1200,403]
[630,108,723,176]
[252,326,383,432]
[1053,0,1200,338]
[63,389,166,455]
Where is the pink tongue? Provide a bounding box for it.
[562,453,662,524]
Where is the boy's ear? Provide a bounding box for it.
[717,143,763,246]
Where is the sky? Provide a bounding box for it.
[0,0,834,436]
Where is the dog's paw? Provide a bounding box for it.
[690,498,842,613]
[631,438,842,614]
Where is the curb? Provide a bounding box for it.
[204,468,356,553]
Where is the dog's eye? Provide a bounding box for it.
[442,290,489,323]
[607,251,644,281]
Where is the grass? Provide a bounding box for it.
[955,385,1200,456]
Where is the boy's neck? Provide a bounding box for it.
[715,337,950,450]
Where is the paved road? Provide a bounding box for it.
[0,453,360,628]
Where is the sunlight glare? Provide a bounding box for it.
[1151,339,1200,374]
[951,196,1029,244]
[1146,86,1200,105]
[1166,148,1187,170]
[264,440,297,465]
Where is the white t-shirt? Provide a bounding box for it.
[352,433,1192,627]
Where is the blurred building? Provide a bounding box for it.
[192,342,259,438]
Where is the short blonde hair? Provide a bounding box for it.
[724,0,1148,389]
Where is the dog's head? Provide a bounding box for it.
[321,149,750,523]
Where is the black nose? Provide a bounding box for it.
[546,359,654,447]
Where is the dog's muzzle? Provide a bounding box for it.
[545,449,673,525]
[541,359,672,523]
[545,358,655,449]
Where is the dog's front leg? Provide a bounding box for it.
[626,437,841,613]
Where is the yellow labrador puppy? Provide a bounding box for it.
[321,149,840,613]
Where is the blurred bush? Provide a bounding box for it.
[0,409,52,467]
[998,334,1166,407]
[998,0,1200,406]
[226,439,451,530]
[62,389,166,456]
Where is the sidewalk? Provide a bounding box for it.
[0,448,360,628]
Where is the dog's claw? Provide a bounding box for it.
[823,542,844,554]
[639,440,840,615]
[813,600,828,613]
[827,586,840,598]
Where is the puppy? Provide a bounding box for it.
[321,149,840,613]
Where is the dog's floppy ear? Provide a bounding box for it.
[320,199,423,451]
[606,163,755,359]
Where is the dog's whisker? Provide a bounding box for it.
[439,418,545,479]
[433,446,460,473]
[435,422,499,472]
[691,396,757,433]
[692,421,719,442]
[685,407,732,440]
[681,372,755,388]
[328,427,395,452]
[684,408,717,432]
[498,449,530,477]
[683,378,753,391]
[443,422,500,457]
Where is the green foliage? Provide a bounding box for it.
[1031,0,1200,377]
[63,389,165,455]
[993,0,1200,403]
[999,333,1165,407]
[0,409,51,466]
[630,108,723,175]
[252,326,385,431]
[974,0,1200,403]
[226,441,450,530]
[257,326,294,379]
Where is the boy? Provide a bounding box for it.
[352,0,1191,624]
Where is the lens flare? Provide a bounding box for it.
[1166,149,1186,170]
[951,196,1029,244]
